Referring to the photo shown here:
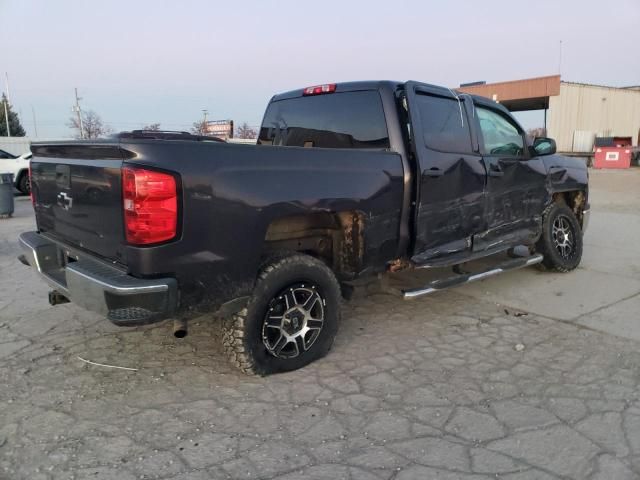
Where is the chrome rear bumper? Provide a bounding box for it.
[19,231,178,325]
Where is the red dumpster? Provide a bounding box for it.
[593,137,633,169]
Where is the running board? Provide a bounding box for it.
[403,254,543,299]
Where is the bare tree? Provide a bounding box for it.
[191,120,207,135]
[68,110,112,139]
[526,127,547,140]
[142,123,161,131]
[236,122,257,139]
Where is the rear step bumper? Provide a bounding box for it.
[19,231,178,326]
[403,253,543,299]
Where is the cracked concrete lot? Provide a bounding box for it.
[1,169,640,480]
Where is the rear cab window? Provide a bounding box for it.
[413,93,473,154]
[259,90,390,149]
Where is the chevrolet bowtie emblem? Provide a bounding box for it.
[57,192,73,210]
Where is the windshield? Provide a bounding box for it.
[0,149,17,159]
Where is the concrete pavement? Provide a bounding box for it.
[0,170,639,480]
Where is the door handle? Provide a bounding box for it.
[488,166,504,177]
[548,166,567,178]
[424,167,444,178]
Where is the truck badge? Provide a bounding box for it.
[57,192,73,210]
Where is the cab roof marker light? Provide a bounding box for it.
[303,84,337,96]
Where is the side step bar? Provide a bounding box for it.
[403,254,543,299]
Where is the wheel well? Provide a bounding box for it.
[263,211,364,278]
[15,169,27,184]
[553,190,586,224]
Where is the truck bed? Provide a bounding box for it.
[30,137,405,314]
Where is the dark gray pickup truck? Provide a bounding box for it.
[19,80,589,374]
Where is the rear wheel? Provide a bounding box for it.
[536,202,583,272]
[18,173,30,195]
[222,253,341,375]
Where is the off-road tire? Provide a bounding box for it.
[222,253,341,375]
[536,201,583,272]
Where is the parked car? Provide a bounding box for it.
[0,148,31,194]
[19,81,589,375]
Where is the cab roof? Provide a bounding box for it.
[270,80,510,114]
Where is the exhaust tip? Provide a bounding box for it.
[174,329,187,339]
[172,319,188,338]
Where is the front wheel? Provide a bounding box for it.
[536,202,583,272]
[222,253,341,375]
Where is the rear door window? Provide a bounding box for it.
[414,94,473,154]
[259,90,390,149]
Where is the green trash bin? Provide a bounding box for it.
[0,172,15,217]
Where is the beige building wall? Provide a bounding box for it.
[548,83,640,152]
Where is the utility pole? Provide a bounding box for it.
[201,109,209,135]
[558,40,563,76]
[73,88,84,139]
[5,73,10,103]
[3,73,10,137]
[3,98,9,137]
[32,106,38,138]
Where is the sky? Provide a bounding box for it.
[1,0,639,138]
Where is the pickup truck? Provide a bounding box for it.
[19,81,589,375]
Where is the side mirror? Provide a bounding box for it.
[532,137,556,156]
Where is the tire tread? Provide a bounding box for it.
[221,253,340,376]
[536,201,582,272]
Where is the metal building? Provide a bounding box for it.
[548,82,640,152]
[458,75,640,153]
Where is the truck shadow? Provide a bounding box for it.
[51,282,502,384]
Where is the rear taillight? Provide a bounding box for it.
[122,166,178,245]
[302,83,337,96]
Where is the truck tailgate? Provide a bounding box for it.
[31,144,127,265]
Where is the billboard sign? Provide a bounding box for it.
[204,120,234,139]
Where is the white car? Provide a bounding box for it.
[0,149,31,194]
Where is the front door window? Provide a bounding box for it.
[477,107,525,157]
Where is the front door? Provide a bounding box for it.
[473,104,548,251]
[405,82,487,264]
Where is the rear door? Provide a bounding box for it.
[31,144,127,264]
[404,81,487,263]
[473,104,547,250]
